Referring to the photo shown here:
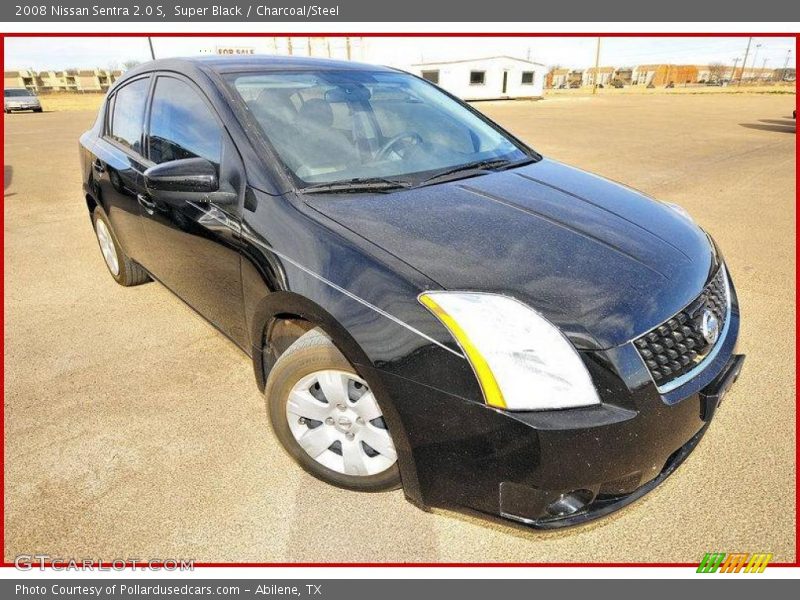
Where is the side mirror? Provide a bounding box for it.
[144,158,237,204]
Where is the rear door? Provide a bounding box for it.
[91,75,152,263]
[137,73,248,348]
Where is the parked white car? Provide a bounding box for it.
[4,88,42,113]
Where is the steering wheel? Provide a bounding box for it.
[375,132,423,161]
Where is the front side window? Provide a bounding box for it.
[521,71,534,85]
[108,78,149,154]
[148,77,222,165]
[228,69,528,186]
[469,71,486,85]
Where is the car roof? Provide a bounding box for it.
[123,55,397,79]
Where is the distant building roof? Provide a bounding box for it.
[635,64,698,70]
[412,55,546,68]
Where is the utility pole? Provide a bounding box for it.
[592,37,601,95]
[738,37,752,86]
[147,37,155,60]
[287,38,293,55]
[730,57,739,82]
[750,43,762,83]
[346,37,352,60]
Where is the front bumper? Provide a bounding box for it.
[364,297,743,529]
[510,352,744,529]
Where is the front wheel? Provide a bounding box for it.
[265,328,401,492]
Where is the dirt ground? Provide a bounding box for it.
[36,93,105,113]
[32,84,797,114]
[3,92,796,563]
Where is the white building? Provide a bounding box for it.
[582,66,617,87]
[410,56,545,100]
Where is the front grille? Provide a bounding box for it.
[634,267,728,387]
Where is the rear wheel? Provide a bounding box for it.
[91,208,150,286]
[265,328,401,492]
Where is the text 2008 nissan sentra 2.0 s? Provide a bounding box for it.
[79,56,744,529]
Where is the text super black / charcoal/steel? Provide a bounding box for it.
[78,56,744,529]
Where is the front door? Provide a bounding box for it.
[137,74,249,348]
[92,75,152,263]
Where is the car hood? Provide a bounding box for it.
[305,158,717,350]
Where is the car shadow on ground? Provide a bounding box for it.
[739,118,796,134]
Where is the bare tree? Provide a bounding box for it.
[122,60,141,71]
[707,62,727,82]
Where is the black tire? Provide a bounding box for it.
[34,108,43,113]
[265,328,402,492]
[91,207,150,287]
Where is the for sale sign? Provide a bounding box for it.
[215,46,256,56]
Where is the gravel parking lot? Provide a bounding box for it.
[4,93,796,563]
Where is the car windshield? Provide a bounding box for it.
[5,89,34,97]
[227,70,532,187]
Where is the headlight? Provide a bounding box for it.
[419,292,601,411]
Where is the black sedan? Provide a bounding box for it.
[79,56,743,529]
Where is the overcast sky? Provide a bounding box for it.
[5,36,795,71]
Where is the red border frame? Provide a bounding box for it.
[1,30,797,569]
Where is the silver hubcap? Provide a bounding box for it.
[95,219,119,276]
[286,369,397,477]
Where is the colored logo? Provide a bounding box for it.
[697,552,772,573]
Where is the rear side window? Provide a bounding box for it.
[108,78,149,154]
[147,77,222,165]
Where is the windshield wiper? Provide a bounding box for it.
[420,156,537,186]
[300,176,412,195]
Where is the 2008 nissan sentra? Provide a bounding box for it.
[79,56,744,529]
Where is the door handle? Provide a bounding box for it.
[92,159,106,174]
[137,193,156,215]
